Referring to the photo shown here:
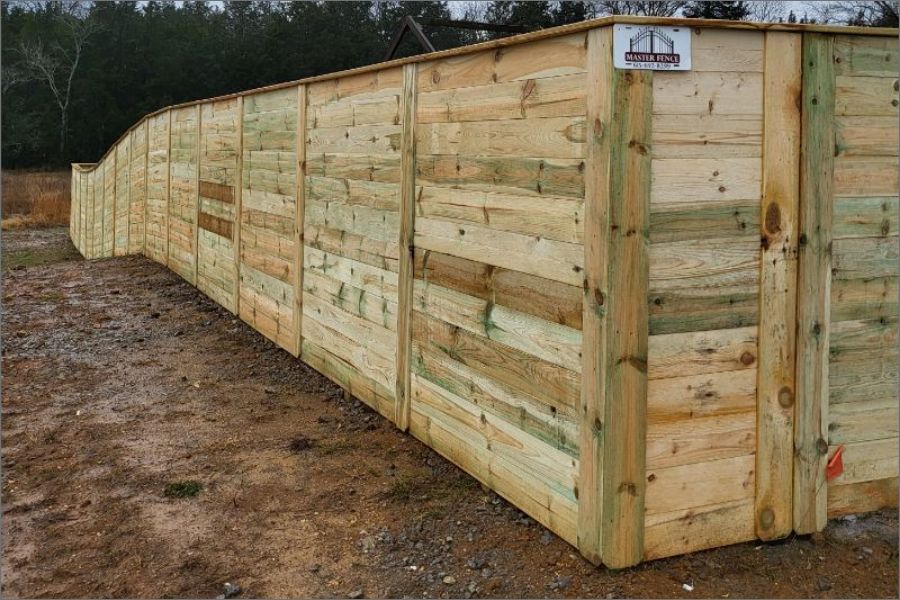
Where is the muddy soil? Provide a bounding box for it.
[2,228,897,599]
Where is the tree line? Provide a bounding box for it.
[2,1,896,169]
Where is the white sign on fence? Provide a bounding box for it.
[613,24,692,71]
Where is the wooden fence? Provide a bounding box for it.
[70,16,899,568]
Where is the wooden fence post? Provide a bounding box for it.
[293,84,307,358]
[165,109,172,267]
[755,31,802,540]
[193,104,202,286]
[143,121,150,257]
[579,26,613,566]
[126,132,133,254]
[395,62,418,432]
[794,33,835,535]
[233,96,244,317]
[579,26,652,569]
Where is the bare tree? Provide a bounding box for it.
[587,1,686,17]
[1,65,33,94]
[805,0,899,25]
[748,1,786,22]
[17,3,98,155]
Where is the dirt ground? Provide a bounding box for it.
[2,228,897,599]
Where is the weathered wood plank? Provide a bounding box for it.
[834,75,899,116]
[414,249,583,330]
[833,196,898,239]
[416,116,585,159]
[833,35,899,77]
[755,31,801,541]
[416,32,587,93]
[578,27,611,566]
[644,498,755,560]
[835,116,898,157]
[827,477,898,517]
[409,373,578,544]
[416,73,586,124]
[413,311,580,414]
[794,33,835,535]
[649,327,758,380]
[599,65,651,569]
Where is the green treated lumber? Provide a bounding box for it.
[794,33,835,535]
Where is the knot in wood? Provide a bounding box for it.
[739,351,756,366]
[759,507,775,529]
[618,481,637,497]
[816,437,829,455]
[778,386,794,408]
[764,202,782,235]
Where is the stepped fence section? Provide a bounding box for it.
[69,16,899,568]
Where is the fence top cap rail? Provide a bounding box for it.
[79,14,898,172]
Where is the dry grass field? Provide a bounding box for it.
[2,170,71,230]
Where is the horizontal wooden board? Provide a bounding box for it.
[413,280,582,372]
[834,155,899,201]
[649,327,758,380]
[647,411,755,470]
[648,367,756,422]
[416,186,583,244]
[417,32,587,93]
[835,75,899,116]
[412,311,579,414]
[413,343,577,456]
[832,236,899,280]
[690,29,764,72]
[829,398,898,444]
[831,275,898,322]
[652,71,763,116]
[645,454,755,515]
[833,196,898,238]
[828,438,898,486]
[416,154,584,199]
[415,217,583,287]
[414,249,582,330]
[199,180,235,203]
[410,373,578,544]
[649,201,759,243]
[835,116,899,157]
[417,73,585,124]
[644,498,755,560]
[302,338,395,420]
[652,158,762,206]
[828,477,898,517]
[834,35,899,77]
[416,116,585,160]
[652,114,762,159]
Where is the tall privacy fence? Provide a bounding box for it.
[71,16,899,568]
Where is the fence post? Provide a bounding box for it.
[126,133,133,254]
[193,103,202,286]
[794,33,835,535]
[293,84,307,358]
[143,121,150,257]
[233,96,244,317]
[579,26,652,569]
[755,31,802,541]
[395,62,418,432]
[165,109,172,267]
